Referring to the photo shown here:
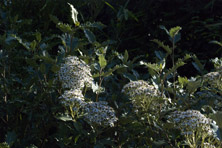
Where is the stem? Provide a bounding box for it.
[172,40,176,99]
[2,65,8,122]
[96,68,104,102]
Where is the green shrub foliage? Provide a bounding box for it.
[1,1,222,147]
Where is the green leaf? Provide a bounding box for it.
[209,112,222,140]
[93,65,124,78]
[178,76,188,87]
[56,114,73,122]
[30,40,37,51]
[98,54,107,69]
[57,23,73,33]
[84,22,106,30]
[74,135,81,144]
[35,32,41,42]
[159,25,169,35]
[209,40,222,47]
[186,79,201,94]
[155,50,165,60]
[104,1,117,12]
[151,39,172,55]
[164,59,186,79]
[169,26,182,38]
[140,61,160,73]
[123,50,129,63]
[11,35,30,50]
[83,29,96,43]
[6,131,17,147]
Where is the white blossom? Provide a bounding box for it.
[169,110,216,135]
[204,71,222,89]
[122,80,160,98]
[203,142,216,148]
[58,56,93,89]
[59,89,86,108]
[83,101,118,127]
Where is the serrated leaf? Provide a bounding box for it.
[83,29,96,43]
[178,76,188,87]
[57,23,73,33]
[164,59,185,79]
[151,39,172,55]
[169,26,182,38]
[98,54,107,69]
[140,61,160,73]
[11,35,30,50]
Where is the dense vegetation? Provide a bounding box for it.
[1,0,222,147]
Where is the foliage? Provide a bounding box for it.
[1,1,222,148]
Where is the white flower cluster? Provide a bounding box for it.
[57,56,117,127]
[83,101,118,127]
[59,89,86,108]
[122,80,160,98]
[204,72,222,89]
[203,143,216,148]
[169,110,216,135]
[58,56,93,89]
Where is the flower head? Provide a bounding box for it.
[122,80,160,98]
[168,110,216,135]
[122,80,161,111]
[59,89,86,108]
[83,101,118,127]
[58,56,93,89]
[204,71,222,90]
